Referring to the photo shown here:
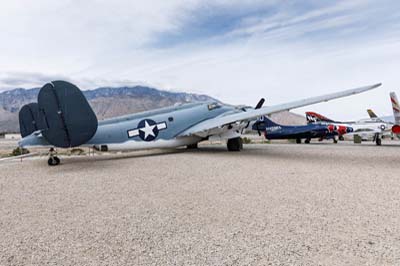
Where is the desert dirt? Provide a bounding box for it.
[1,142,400,265]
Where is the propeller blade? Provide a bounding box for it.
[255,98,265,109]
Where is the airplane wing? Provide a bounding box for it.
[180,83,381,137]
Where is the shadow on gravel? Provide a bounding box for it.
[13,142,399,168]
[188,144,397,166]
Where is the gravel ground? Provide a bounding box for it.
[0,139,18,157]
[1,142,400,265]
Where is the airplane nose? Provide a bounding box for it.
[392,125,400,134]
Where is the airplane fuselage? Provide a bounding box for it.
[262,124,333,140]
[90,102,236,151]
[20,102,244,151]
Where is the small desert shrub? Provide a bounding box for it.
[242,137,252,144]
[11,147,30,156]
[70,148,85,155]
[353,135,362,144]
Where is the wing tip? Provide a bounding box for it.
[372,83,382,88]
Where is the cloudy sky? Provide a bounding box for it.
[1,0,399,119]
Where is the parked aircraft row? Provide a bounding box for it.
[18,80,382,165]
[253,92,400,145]
[18,81,400,166]
[252,116,353,144]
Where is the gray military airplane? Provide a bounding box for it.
[18,81,381,165]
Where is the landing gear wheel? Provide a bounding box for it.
[296,138,302,144]
[333,138,338,144]
[339,136,344,141]
[227,137,243,151]
[305,138,311,144]
[187,143,198,149]
[48,156,60,166]
[376,138,382,146]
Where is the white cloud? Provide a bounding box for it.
[0,0,400,120]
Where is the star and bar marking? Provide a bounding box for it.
[127,119,167,141]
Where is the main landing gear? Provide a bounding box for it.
[375,134,382,146]
[227,137,243,151]
[48,148,60,166]
[186,143,199,149]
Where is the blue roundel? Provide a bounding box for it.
[138,119,159,141]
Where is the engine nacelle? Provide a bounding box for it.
[392,125,400,134]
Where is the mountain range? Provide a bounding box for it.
[0,86,304,133]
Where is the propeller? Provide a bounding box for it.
[254,98,265,136]
[255,98,265,109]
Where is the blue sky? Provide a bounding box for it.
[0,0,400,119]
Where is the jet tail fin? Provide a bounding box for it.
[252,116,281,132]
[390,92,400,124]
[367,109,378,119]
[262,116,282,127]
[305,112,336,123]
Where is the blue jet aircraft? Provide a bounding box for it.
[18,81,380,165]
[252,116,353,144]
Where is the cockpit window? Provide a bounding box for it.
[208,103,221,111]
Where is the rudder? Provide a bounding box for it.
[367,109,378,119]
[390,92,400,124]
[252,116,281,131]
[38,81,98,148]
[305,112,335,123]
[19,103,40,137]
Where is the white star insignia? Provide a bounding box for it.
[140,120,156,139]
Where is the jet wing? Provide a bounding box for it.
[179,83,381,137]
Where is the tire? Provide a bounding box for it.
[54,156,60,165]
[48,156,60,166]
[187,143,198,149]
[333,139,338,144]
[296,138,301,144]
[227,137,243,151]
[305,138,311,144]
[376,138,382,146]
[48,158,56,166]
